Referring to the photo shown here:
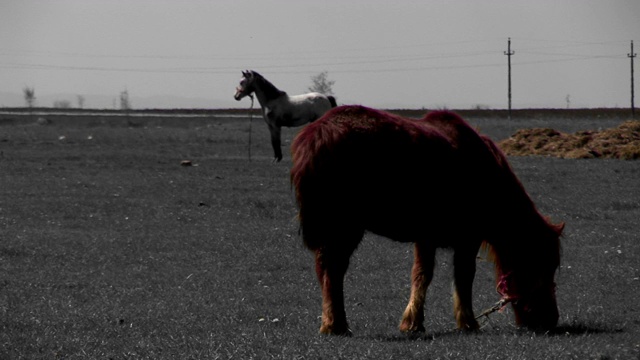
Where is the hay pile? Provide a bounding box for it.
[498,120,640,160]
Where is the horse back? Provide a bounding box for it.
[291,106,553,249]
[277,93,334,126]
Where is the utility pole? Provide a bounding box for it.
[629,40,636,119]
[504,37,515,120]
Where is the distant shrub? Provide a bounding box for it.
[53,100,72,109]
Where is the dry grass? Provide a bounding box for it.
[499,120,640,160]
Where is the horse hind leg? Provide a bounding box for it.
[452,243,482,331]
[400,242,436,333]
[314,235,361,336]
[267,123,283,162]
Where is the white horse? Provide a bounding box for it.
[234,70,337,162]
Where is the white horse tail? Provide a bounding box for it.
[328,96,337,108]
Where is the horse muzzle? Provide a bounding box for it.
[513,294,559,331]
[234,87,247,101]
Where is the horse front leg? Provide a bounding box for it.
[400,242,436,333]
[452,243,482,331]
[315,247,352,336]
[267,123,283,162]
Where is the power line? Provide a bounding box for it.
[0,37,627,77]
[0,60,506,75]
[0,38,502,61]
[0,37,625,64]
[1,50,623,76]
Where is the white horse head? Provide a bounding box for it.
[234,70,256,101]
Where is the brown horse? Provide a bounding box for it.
[290,105,564,336]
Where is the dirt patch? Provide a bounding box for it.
[498,120,640,160]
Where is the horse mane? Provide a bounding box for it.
[421,111,564,281]
[249,70,287,99]
[480,219,563,268]
[478,135,564,289]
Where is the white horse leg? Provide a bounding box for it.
[267,123,283,162]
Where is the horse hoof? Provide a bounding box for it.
[319,325,352,336]
[458,321,480,332]
[399,322,425,333]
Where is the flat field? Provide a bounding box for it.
[1,111,639,359]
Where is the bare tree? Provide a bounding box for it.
[77,95,85,109]
[23,86,36,108]
[120,89,131,111]
[308,71,335,96]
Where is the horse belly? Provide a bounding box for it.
[362,190,459,244]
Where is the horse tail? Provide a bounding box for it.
[291,112,336,250]
[327,96,337,108]
[291,106,367,250]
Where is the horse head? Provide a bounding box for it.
[496,222,564,330]
[234,70,256,101]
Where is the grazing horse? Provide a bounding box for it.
[291,105,564,336]
[234,70,337,162]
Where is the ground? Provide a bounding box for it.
[0,110,638,359]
